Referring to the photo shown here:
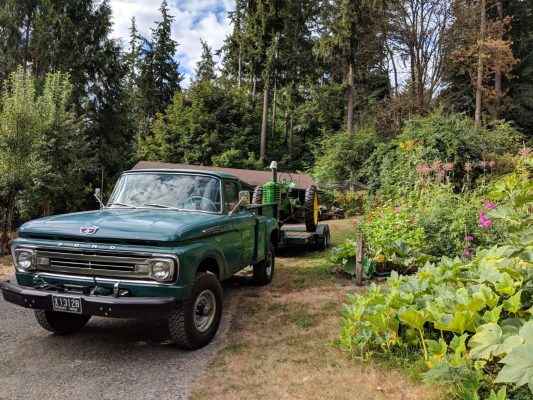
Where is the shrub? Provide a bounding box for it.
[360,110,523,196]
[313,127,379,185]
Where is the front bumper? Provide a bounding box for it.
[0,281,177,318]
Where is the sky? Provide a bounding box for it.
[108,0,235,86]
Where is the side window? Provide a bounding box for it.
[224,181,239,212]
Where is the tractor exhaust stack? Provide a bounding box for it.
[269,161,278,183]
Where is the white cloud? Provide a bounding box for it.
[109,0,234,86]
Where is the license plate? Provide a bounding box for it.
[52,295,82,314]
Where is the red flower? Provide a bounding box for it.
[366,215,373,222]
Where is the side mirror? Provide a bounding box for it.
[228,192,251,216]
[94,188,104,209]
[238,191,250,206]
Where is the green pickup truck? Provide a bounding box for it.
[0,169,279,349]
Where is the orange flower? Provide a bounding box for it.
[366,215,373,222]
[407,139,414,152]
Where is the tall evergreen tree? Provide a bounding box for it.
[195,39,216,82]
[138,0,182,121]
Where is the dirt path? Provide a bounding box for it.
[190,220,440,400]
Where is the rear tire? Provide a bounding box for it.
[168,273,223,350]
[304,185,319,232]
[253,243,275,285]
[34,310,90,335]
[252,185,263,204]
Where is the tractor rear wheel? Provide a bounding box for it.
[304,185,319,232]
[252,185,263,204]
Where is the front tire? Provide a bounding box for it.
[253,243,275,285]
[34,309,90,335]
[168,273,223,350]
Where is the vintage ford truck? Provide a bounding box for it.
[0,169,279,349]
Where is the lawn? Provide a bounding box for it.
[0,255,12,276]
[191,219,441,400]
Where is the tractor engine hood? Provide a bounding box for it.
[18,209,225,243]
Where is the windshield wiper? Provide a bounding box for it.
[143,203,181,210]
[107,202,136,208]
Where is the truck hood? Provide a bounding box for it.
[19,209,226,242]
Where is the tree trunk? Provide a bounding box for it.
[238,42,242,88]
[260,87,269,161]
[0,191,16,256]
[271,80,277,139]
[475,0,487,128]
[288,113,294,160]
[347,62,354,134]
[252,76,257,96]
[494,2,503,115]
[386,44,398,96]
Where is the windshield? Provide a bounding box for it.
[107,173,222,213]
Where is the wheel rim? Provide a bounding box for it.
[194,290,216,332]
[266,251,273,277]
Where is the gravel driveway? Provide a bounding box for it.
[0,274,241,400]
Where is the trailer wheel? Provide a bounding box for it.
[315,225,330,250]
[304,185,319,232]
[252,185,263,204]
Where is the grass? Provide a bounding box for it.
[0,255,12,276]
[191,219,441,400]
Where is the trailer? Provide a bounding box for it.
[250,161,331,251]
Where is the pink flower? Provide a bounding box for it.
[484,202,497,210]
[464,162,472,172]
[488,160,495,169]
[416,164,431,176]
[479,160,487,169]
[518,145,531,158]
[466,236,474,242]
[431,160,442,172]
[442,162,454,172]
[479,211,493,228]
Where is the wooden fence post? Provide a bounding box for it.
[355,233,363,286]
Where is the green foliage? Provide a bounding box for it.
[336,171,533,398]
[313,127,379,184]
[212,149,263,170]
[141,81,261,165]
[360,111,523,196]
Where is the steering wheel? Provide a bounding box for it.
[278,172,293,183]
[183,196,217,212]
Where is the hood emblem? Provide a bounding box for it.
[80,225,99,235]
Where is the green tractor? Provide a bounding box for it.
[251,161,329,250]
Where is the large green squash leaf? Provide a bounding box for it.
[468,323,523,359]
[495,343,533,393]
[398,309,428,331]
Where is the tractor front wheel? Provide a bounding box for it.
[304,185,319,232]
[252,185,263,204]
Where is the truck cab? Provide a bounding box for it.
[1,169,279,349]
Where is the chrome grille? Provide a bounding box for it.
[35,249,152,279]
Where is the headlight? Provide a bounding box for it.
[14,249,35,271]
[149,259,175,282]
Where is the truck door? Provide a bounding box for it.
[224,180,255,270]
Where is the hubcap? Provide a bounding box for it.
[194,290,216,332]
[266,251,273,277]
